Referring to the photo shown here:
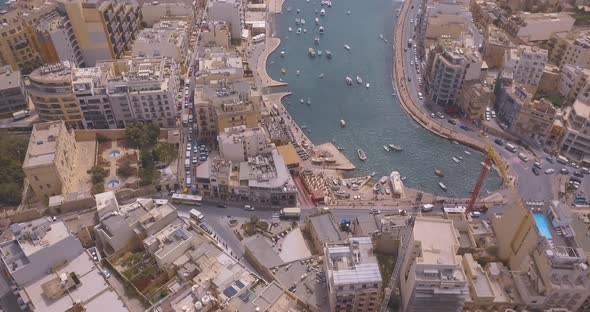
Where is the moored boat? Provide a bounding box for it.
[281,68,286,74]
[288,27,292,32]
[339,119,346,127]
[357,149,367,161]
[280,50,285,57]
[317,50,323,56]
[301,18,306,24]
[318,73,324,78]
[388,144,402,151]
[344,44,351,50]
[296,69,300,75]
[296,28,302,34]
[314,36,320,45]
[370,171,376,177]
[435,169,444,177]
[325,50,332,59]
[366,83,370,88]
[315,17,319,25]
[452,156,460,163]
[438,182,447,191]
[383,145,390,152]
[345,77,353,85]
[308,48,316,57]
[464,151,472,155]
[320,8,326,15]
[319,26,325,34]
[356,76,362,84]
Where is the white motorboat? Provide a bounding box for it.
[388,144,402,151]
[296,28,302,34]
[288,27,292,32]
[438,182,447,191]
[464,151,472,155]
[296,8,300,13]
[344,44,351,50]
[358,149,367,161]
[401,176,407,181]
[340,119,346,127]
[327,1,332,7]
[370,171,376,177]
[435,169,444,177]
[281,68,286,74]
[303,29,307,33]
[314,36,320,45]
[325,50,332,59]
[295,18,300,25]
[296,70,301,75]
[300,98,304,104]
[307,99,311,105]
[308,48,316,57]
[318,50,323,56]
[320,8,326,15]
[356,76,362,84]
[287,6,292,12]
[366,83,370,88]
[315,17,319,25]
[280,51,285,57]
[318,73,324,78]
[345,77,353,85]
[452,156,460,163]
[380,34,384,40]
[301,18,306,24]
[347,10,351,15]
[383,145,390,152]
[319,26,325,34]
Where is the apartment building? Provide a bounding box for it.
[35,10,85,67]
[144,220,195,270]
[483,25,516,69]
[457,81,493,120]
[218,125,271,162]
[141,1,194,27]
[100,57,180,128]
[548,31,590,70]
[200,20,231,48]
[324,237,383,312]
[0,65,26,117]
[305,213,345,253]
[560,64,590,107]
[26,61,84,128]
[196,48,244,84]
[207,0,244,40]
[425,40,481,111]
[71,65,115,129]
[498,12,574,43]
[0,219,83,287]
[400,217,469,312]
[22,121,96,201]
[195,149,297,206]
[63,0,141,66]
[94,192,178,255]
[504,45,548,88]
[194,80,259,142]
[0,0,56,73]
[559,99,590,163]
[132,20,189,67]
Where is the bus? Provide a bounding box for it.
[172,193,202,206]
[443,206,466,214]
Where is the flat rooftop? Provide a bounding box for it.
[308,213,343,243]
[16,220,71,257]
[413,217,460,265]
[326,237,382,286]
[23,121,67,169]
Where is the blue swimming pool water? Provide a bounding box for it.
[107,179,120,188]
[108,150,121,157]
[534,213,553,240]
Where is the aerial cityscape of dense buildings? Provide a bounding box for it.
[2,0,590,311]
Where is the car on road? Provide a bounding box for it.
[560,168,570,175]
[417,92,423,100]
[460,124,470,131]
[369,208,380,214]
[544,168,555,174]
[430,113,436,118]
[574,171,584,178]
[470,211,481,218]
[532,167,540,176]
[186,143,191,151]
[436,112,445,119]
[102,269,111,279]
[583,167,590,174]
[447,119,457,125]
[217,203,227,208]
[192,156,198,164]
[569,162,580,169]
[244,205,255,211]
[546,156,555,164]
[533,162,542,169]
[493,138,504,146]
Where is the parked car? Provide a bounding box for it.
[532,167,540,176]
[244,205,255,211]
[560,168,570,175]
[436,112,445,119]
[470,211,481,218]
[447,119,457,125]
[544,168,555,175]
[494,138,504,146]
[102,269,111,279]
[369,208,381,215]
[546,156,555,164]
[460,124,470,131]
[533,162,542,169]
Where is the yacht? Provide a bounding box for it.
[452,156,460,163]
[344,44,351,50]
[388,144,402,151]
[301,18,306,25]
[340,119,346,127]
[314,36,320,45]
[296,28,302,34]
[356,76,362,84]
[357,149,367,161]
[435,169,444,177]
[319,26,325,34]
[383,145,391,152]
[318,73,324,78]
[438,182,448,191]
[366,83,370,88]
[315,17,319,25]
[345,77,353,85]
[325,50,332,59]
[320,8,326,15]
[308,48,316,57]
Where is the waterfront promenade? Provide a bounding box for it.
[391,0,486,152]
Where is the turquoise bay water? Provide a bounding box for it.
[266,0,502,197]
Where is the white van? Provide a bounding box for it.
[505,143,517,153]
[420,204,434,212]
[518,153,529,162]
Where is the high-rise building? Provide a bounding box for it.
[26,61,84,128]
[207,0,244,40]
[0,0,56,73]
[548,31,590,70]
[35,10,85,67]
[503,45,548,88]
[559,99,590,162]
[400,217,469,312]
[218,125,271,162]
[63,0,141,66]
[324,236,383,312]
[0,65,26,117]
[559,64,590,106]
[71,65,116,129]
[132,20,189,67]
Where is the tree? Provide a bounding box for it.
[126,123,146,148]
[153,142,177,164]
[0,131,28,207]
[117,160,134,178]
[87,166,108,194]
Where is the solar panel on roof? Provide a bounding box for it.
[223,286,238,298]
[235,280,245,288]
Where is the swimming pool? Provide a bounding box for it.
[534,213,553,240]
[108,149,121,157]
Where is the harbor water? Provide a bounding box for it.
[266,0,502,197]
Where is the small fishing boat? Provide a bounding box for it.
[337,146,345,151]
[296,70,301,75]
[344,44,351,50]
[314,36,320,45]
[308,48,316,57]
[401,176,407,181]
[388,144,402,151]
[303,29,307,33]
[458,156,463,160]
[318,73,324,78]
[452,156,460,163]
[295,18,300,25]
[301,18,306,24]
[339,119,346,127]
[358,149,367,161]
[287,6,292,12]
[319,26,325,34]
[347,10,351,15]
[370,171,376,177]
[383,145,390,152]
[327,1,332,7]
[280,50,285,57]
[435,169,444,177]
[379,34,384,40]
[438,182,448,191]
[296,28,302,34]
[345,76,353,85]
[366,83,370,88]
[281,68,286,74]
[300,98,304,104]
[296,8,300,13]
[288,27,292,32]
[315,17,319,25]
[452,140,459,145]
[356,76,362,84]
[307,99,311,105]
[320,8,326,15]
[318,50,323,56]
[464,151,472,155]
[325,50,332,59]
